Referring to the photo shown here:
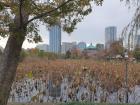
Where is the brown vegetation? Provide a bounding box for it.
[16,58,140,92]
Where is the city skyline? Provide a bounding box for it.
[0,0,135,49]
[36,41,105,54]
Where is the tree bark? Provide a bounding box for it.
[0,27,26,105]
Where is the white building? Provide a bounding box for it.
[61,42,77,54]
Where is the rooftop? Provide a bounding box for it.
[86,43,96,50]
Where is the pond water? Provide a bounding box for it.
[8,77,140,104]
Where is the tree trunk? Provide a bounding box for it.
[0,28,26,105]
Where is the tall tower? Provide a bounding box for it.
[105,26,117,49]
[49,25,61,53]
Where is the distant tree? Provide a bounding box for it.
[28,48,40,56]
[70,48,81,59]
[37,50,45,57]
[65,50,71,59]
[82,50,89,59]
[21,49,59,59]
[133,47,140,61]
[45,52,58,60]
[109,41,124,56]
[96,50,106,60]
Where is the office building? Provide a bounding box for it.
[105,26,117,49]
[61,42,77,54]
[96,44,104,51]
[77,42,87,51]
[49,25,61,53]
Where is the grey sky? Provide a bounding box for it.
[0,0,135,49]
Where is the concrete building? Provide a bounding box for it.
[49,25,61,53]
[77,42,87,51]
[105,26,117,49]
[61,42,77,54]
[36,44,49,52]
[96,44,104,51]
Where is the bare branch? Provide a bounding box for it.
[19,0,23,28]
[122,5,140,50]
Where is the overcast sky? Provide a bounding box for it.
[0,0,135,49]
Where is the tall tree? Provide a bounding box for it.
[121,0,140,50]
[109,40,124,56]
[0,0,103,104]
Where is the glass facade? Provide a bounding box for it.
[105,26,117,49]
[77,42,87,51]
[49,25,61,53]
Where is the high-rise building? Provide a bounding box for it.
[135,35,140,48]
[77,42,87,51]
[105,26,117,49]
[49,25,61,53]
[61,42,77,54]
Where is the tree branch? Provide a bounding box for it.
[26,0,73,25]
[19,0,23,28]
[0,1,10,7]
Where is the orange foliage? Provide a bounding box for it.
[16,58,140,91]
